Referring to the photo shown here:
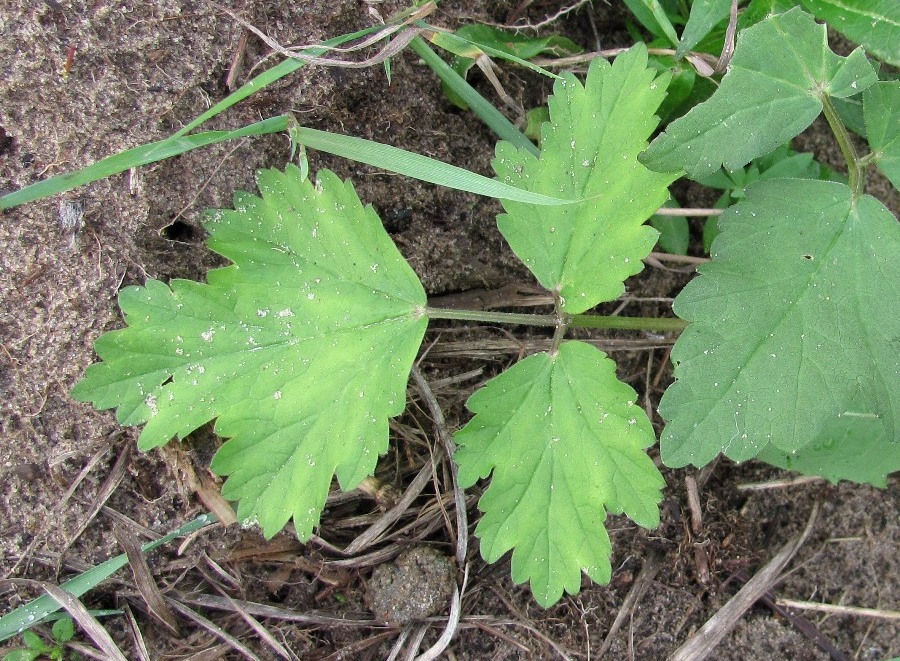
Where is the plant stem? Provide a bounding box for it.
[821,95,864,198]
[653,207,722,217]
[426,307,688,332]
[570,315,688,331]
[426,307,558,326]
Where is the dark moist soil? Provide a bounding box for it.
[1,2,897,660]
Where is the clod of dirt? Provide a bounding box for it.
[365,546,455,624]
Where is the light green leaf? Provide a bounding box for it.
[51,618,74,644]
[455,341,664,607]
[3,650,42,661]
[677,0,731,56]
[493,45,679,314]
[21,632,46,652]
[799,0,900,66]
[73,167,428,539]
[864,81,900,189]
[659,179,900,480]
[741,0,805,28]
[641,8,878,179]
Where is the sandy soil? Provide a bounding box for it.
[1,1,897,659]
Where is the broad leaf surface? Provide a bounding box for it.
[493,45,678,314]
[800,0,900,66]
[455,341,664,607]
[659,179,900,479]
[641,7,877,179]
[757,402,900,486]
[73,166,428,539]
[864,81,900,189]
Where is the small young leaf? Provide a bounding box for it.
[660,179,900,480]
[864,81,900,189]
[493,45,679,314]
[455,341,664,607]
[650,201,689,255]
[677,0,731,57]
[799,0,900,66]
[51,617,74,643]
[622,0,681,46]
[641,8,878,179]
[73,167,428,539]
[21,631,46,652]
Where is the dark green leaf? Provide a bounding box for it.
[641,8,877,178]
[660,179,900,484]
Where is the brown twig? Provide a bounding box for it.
[776,599,900,621]
[597,548,664,657]
[668,500,820,660]
[732,570,850,661]
[116,526,182,636]
[166,597,262,660]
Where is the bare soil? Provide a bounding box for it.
[1,2,897,660]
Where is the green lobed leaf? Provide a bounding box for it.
[659,179,900,482]
[455,341,664,607]
[492,45,679,314]
[677,0,731,57]
[72,167,428,539]
[799,0,900,66]
[641,7,878,179]
[864,80,900,189]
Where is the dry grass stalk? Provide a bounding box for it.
[668,500,821,661]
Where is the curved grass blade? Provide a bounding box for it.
[174,27,379,138]
[409,37,538,155]
[291,125,569,205]
[0,514,215,643]
[0,116,292,210]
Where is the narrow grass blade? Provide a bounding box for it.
[409,37,538,156]
[0,117,292,210]
[0,513,215,642]
[292,125,569,204]
[423,25,563,81]
[174,28,379,138]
